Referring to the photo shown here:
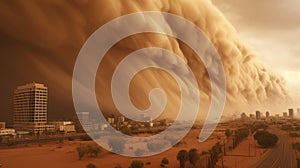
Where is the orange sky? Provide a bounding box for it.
[213,0,300,98]
[0,0,298,123]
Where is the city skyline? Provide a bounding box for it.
[1,1,300,124]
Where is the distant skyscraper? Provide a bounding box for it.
[266,111,270,118]
[241,113,247,120]
[249,114,255,119]
[13,82,48,133]
[297,108,300,116]
[288,108,294,118]
[256,111,261,120]
[283,112,288,117]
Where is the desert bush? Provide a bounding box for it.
[130,160,144,168]
[68,137,74,141]
[87,143,101,157]
[134,148,145,156]
[147,141,165,152]
[80,135,92,141]
[161,157,169,165]
[108,138,125,153]
[77,144,87,160]
[86,163,96,168]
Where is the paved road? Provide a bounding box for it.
[250,129,296,168]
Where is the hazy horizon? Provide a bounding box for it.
[0,0,299,124]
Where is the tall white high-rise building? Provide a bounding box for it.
[13,82,51,133]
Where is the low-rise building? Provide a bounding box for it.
[0,128,16,136]
[241,113,248,120]
[49,121,76,133]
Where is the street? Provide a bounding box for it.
[250,129,296,168]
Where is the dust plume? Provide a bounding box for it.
[0,0,290,122]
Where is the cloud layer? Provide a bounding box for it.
[0,0,291,122]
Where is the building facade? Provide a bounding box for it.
[288,108,294,118]
[241,113,247,120]
[0,122,5,129]
[13,82,51,133]
[49,121,76,133]
[266,111,270,118]
[256,111,261,120]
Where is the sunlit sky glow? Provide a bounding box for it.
[213,0,300,96]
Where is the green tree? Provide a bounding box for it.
[188,148,199,167]
[177,150,189,168]
[130,160,144,168]
[254,131,278,148]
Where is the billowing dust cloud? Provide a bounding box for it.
[0,0,290,121]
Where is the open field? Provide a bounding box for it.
[0,129,219,168]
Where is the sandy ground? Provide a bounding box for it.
[217,135,268,168]
[0,129,219,168]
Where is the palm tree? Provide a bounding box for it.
[189,148,199,167]
[177,150,189,168]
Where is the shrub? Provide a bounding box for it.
[161,157,169,165]
[87,143,101,157]
[68,137,74,141]
[108,138,125,153]
[77,144,87,160]
[7,141,17,147]
[86,163,96,168]
[134,148,145,156]
[130,160,144,168]
[114,164,122,168]
[80,135,92,141]
[164,136,178,145]
[147,141,165,152]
